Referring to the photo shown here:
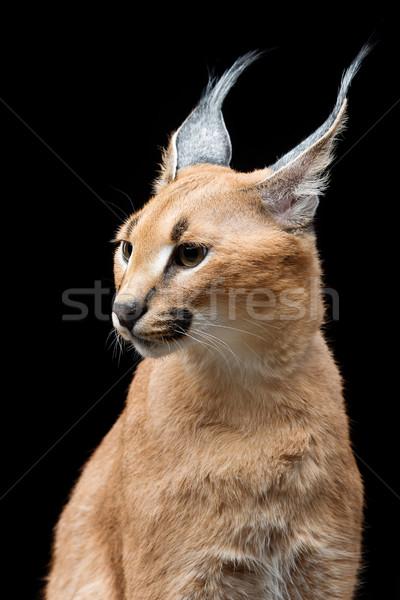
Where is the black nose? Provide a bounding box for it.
[112,301,146,331]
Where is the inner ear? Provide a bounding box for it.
[248,45,371,229]
[250,100,347,229]
[266,190,320,229]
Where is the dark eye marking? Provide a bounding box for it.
[145,287,156,304]
[171,217,189,242]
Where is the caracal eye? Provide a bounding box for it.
[121,241,133,262]
[176,245,207,268]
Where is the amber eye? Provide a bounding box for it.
[121,241,133,262]
[176,245,207,268]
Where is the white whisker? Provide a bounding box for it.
[242,317,279,332]
[205,321,267,342]
[174,328,216,357]
[192,326,244,369]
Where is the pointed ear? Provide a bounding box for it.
[253,103,347,229]
[153,51,262,193]
[152,132,178,193]
[251,45,371,229]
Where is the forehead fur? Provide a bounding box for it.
[118,164,277,243]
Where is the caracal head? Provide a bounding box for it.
[111,47,369,363]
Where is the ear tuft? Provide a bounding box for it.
[253,44,372,229]
[175,51,262,172]
[154,51,262,192]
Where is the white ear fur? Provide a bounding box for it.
[254,101,347,229]
[152,132,178,193]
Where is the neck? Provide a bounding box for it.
[179,328,322,391]
[146,331,331,439]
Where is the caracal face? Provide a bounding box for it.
[112,164,318,362]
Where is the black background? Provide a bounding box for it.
[1,8,399,599]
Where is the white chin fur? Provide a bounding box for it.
[113,310,194,359]
[131,337,183,359]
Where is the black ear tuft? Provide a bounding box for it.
[253,44,372,229]
[175,51,262,172]
[153,51,262,192]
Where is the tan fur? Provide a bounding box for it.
[47,162,363,599]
